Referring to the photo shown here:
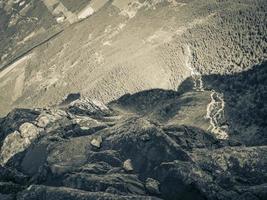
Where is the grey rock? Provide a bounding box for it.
[90,136,103,148]
[17,185,161,200]
[36,115,50,128]
[145,178,161,195]
[0,193,14,200]
[123,159,134,172]
[0,122,40,165]
[0,69,266,200]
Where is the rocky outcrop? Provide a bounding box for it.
[0,122,40,165]
[0,67,266,200]
[0,1,266,199]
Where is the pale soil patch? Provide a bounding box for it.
[89,0,109,12]
[146,29,173,44]
[12,69,25,101]
[43,0,77,23]
[78,5,94,19]
[0,53,33,79]
[78,0,109,20]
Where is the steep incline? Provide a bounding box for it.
[0,75,266,199]
[184,44,228,140]
[0,0,266,116]
[206,91,228,140]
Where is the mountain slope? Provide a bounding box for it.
[0,66,266,200]
[0,2,266,199]
[0,0,266,116]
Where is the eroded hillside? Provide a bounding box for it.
[0,1,266,199]
[0,0,266,116]
[0,65,266,199]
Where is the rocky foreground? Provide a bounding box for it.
[0,65,266,200]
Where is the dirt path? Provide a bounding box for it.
[185,45,204,91]
[206,91,229,139]
[186,45,228,139]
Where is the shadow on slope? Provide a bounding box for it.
[0,61,266,200]
[111,61,267,146]
[202,61,267,146]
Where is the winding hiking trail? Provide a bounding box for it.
[206,91,229,139]
[185,45,228,139]
[185,45,204,91]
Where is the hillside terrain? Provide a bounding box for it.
[0,64,267,199]
[0,0,266,116]
[0,0,266,199]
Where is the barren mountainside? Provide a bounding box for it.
[0,0,266,200]
[0,64,267,199]
[0,0,266,115]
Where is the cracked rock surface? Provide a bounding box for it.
[0,64,266,200]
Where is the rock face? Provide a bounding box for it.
[145,178,161,195]
[0,122,40,165]
[123,159,134,172]
[90,136,103,148]
[0,1,266,199]
[0,65,266,200]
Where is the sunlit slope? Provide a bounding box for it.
[0,0,266,116]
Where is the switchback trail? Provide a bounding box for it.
[185,44,228,139]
